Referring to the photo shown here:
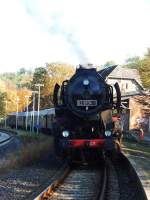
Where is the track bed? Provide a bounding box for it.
[35,153,148,200]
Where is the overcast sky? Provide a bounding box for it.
[0,0,150,73]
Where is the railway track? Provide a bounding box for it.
[34,153,147,200]
[105,153,148,200]
[0,130,12,146]
[34,163,107,200]
[108,153,147,200]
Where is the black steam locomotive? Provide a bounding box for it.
[53,64,121,163]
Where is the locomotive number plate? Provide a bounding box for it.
[77,100,97,106]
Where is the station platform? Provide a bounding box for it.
[0,132,11,144]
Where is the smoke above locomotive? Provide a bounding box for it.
[53,64,119,118]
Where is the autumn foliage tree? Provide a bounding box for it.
[45,63,74,94]
[0,92,6,118]
[30,67,48,91]
[125,49,150,89]
[17,88,32,112]
[0,69,32,118]
[30,63,75,109]
[0,63,75,117]
[138,59,150,89]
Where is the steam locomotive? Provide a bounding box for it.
[53,64,122,163]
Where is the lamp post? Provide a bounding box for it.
[30,111,32,133]
[35,84,44,134]
[25,95,31,131]
[32,91,38,132]
[16,98,19,130]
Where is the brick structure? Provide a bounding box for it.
[106,66,150,134]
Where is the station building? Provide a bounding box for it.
[107,66,150,134]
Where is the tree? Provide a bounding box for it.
[125,56,140,64]
[104,60,117,67]
[17,88,32,112]
[30,67,48,91]
[17,67,26,75]
[43,63,75,108]
[0,72,17,83]
[138,59,150,89]
[45,62,74,95]
[125,56,140,68]
[124,49,150,89]
[0,92,6,118]
[29,63,74,109]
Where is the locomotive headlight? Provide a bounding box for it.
[62,130,69,137]
[105,130,111,137]
[83,79,89,86]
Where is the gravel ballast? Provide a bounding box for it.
[0,155,62,200]
[0,131,62,200]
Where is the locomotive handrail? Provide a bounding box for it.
[114,82,121,110]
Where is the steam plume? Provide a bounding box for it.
[50,14,89,63]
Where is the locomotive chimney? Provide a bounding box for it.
[77,63,96,69]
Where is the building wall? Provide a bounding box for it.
[129,98,142,129]
[120,109,130,132]
[129,97,149,133]
[107,78,140,95]
[107,77,150,133]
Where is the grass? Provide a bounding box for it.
[0,130,54,174]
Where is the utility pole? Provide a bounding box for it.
[35,84,44,134]
[32,91,38,133]
[25,95,31,131]
[30,112,32,133]
[16,98,19,130]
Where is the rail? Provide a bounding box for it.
[0,130,13,145]
[34,153,147,200]
[34,165,71,200]
[34,163,107,200]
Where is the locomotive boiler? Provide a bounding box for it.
[53,64,121,163]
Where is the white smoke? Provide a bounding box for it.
[22,0,90,64]
[50,13,89,63]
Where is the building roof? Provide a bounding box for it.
[108,66,142,85]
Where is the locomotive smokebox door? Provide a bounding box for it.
[66,67,108,118]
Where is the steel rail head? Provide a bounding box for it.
[34,165,71,200]
[92,163,107,200]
